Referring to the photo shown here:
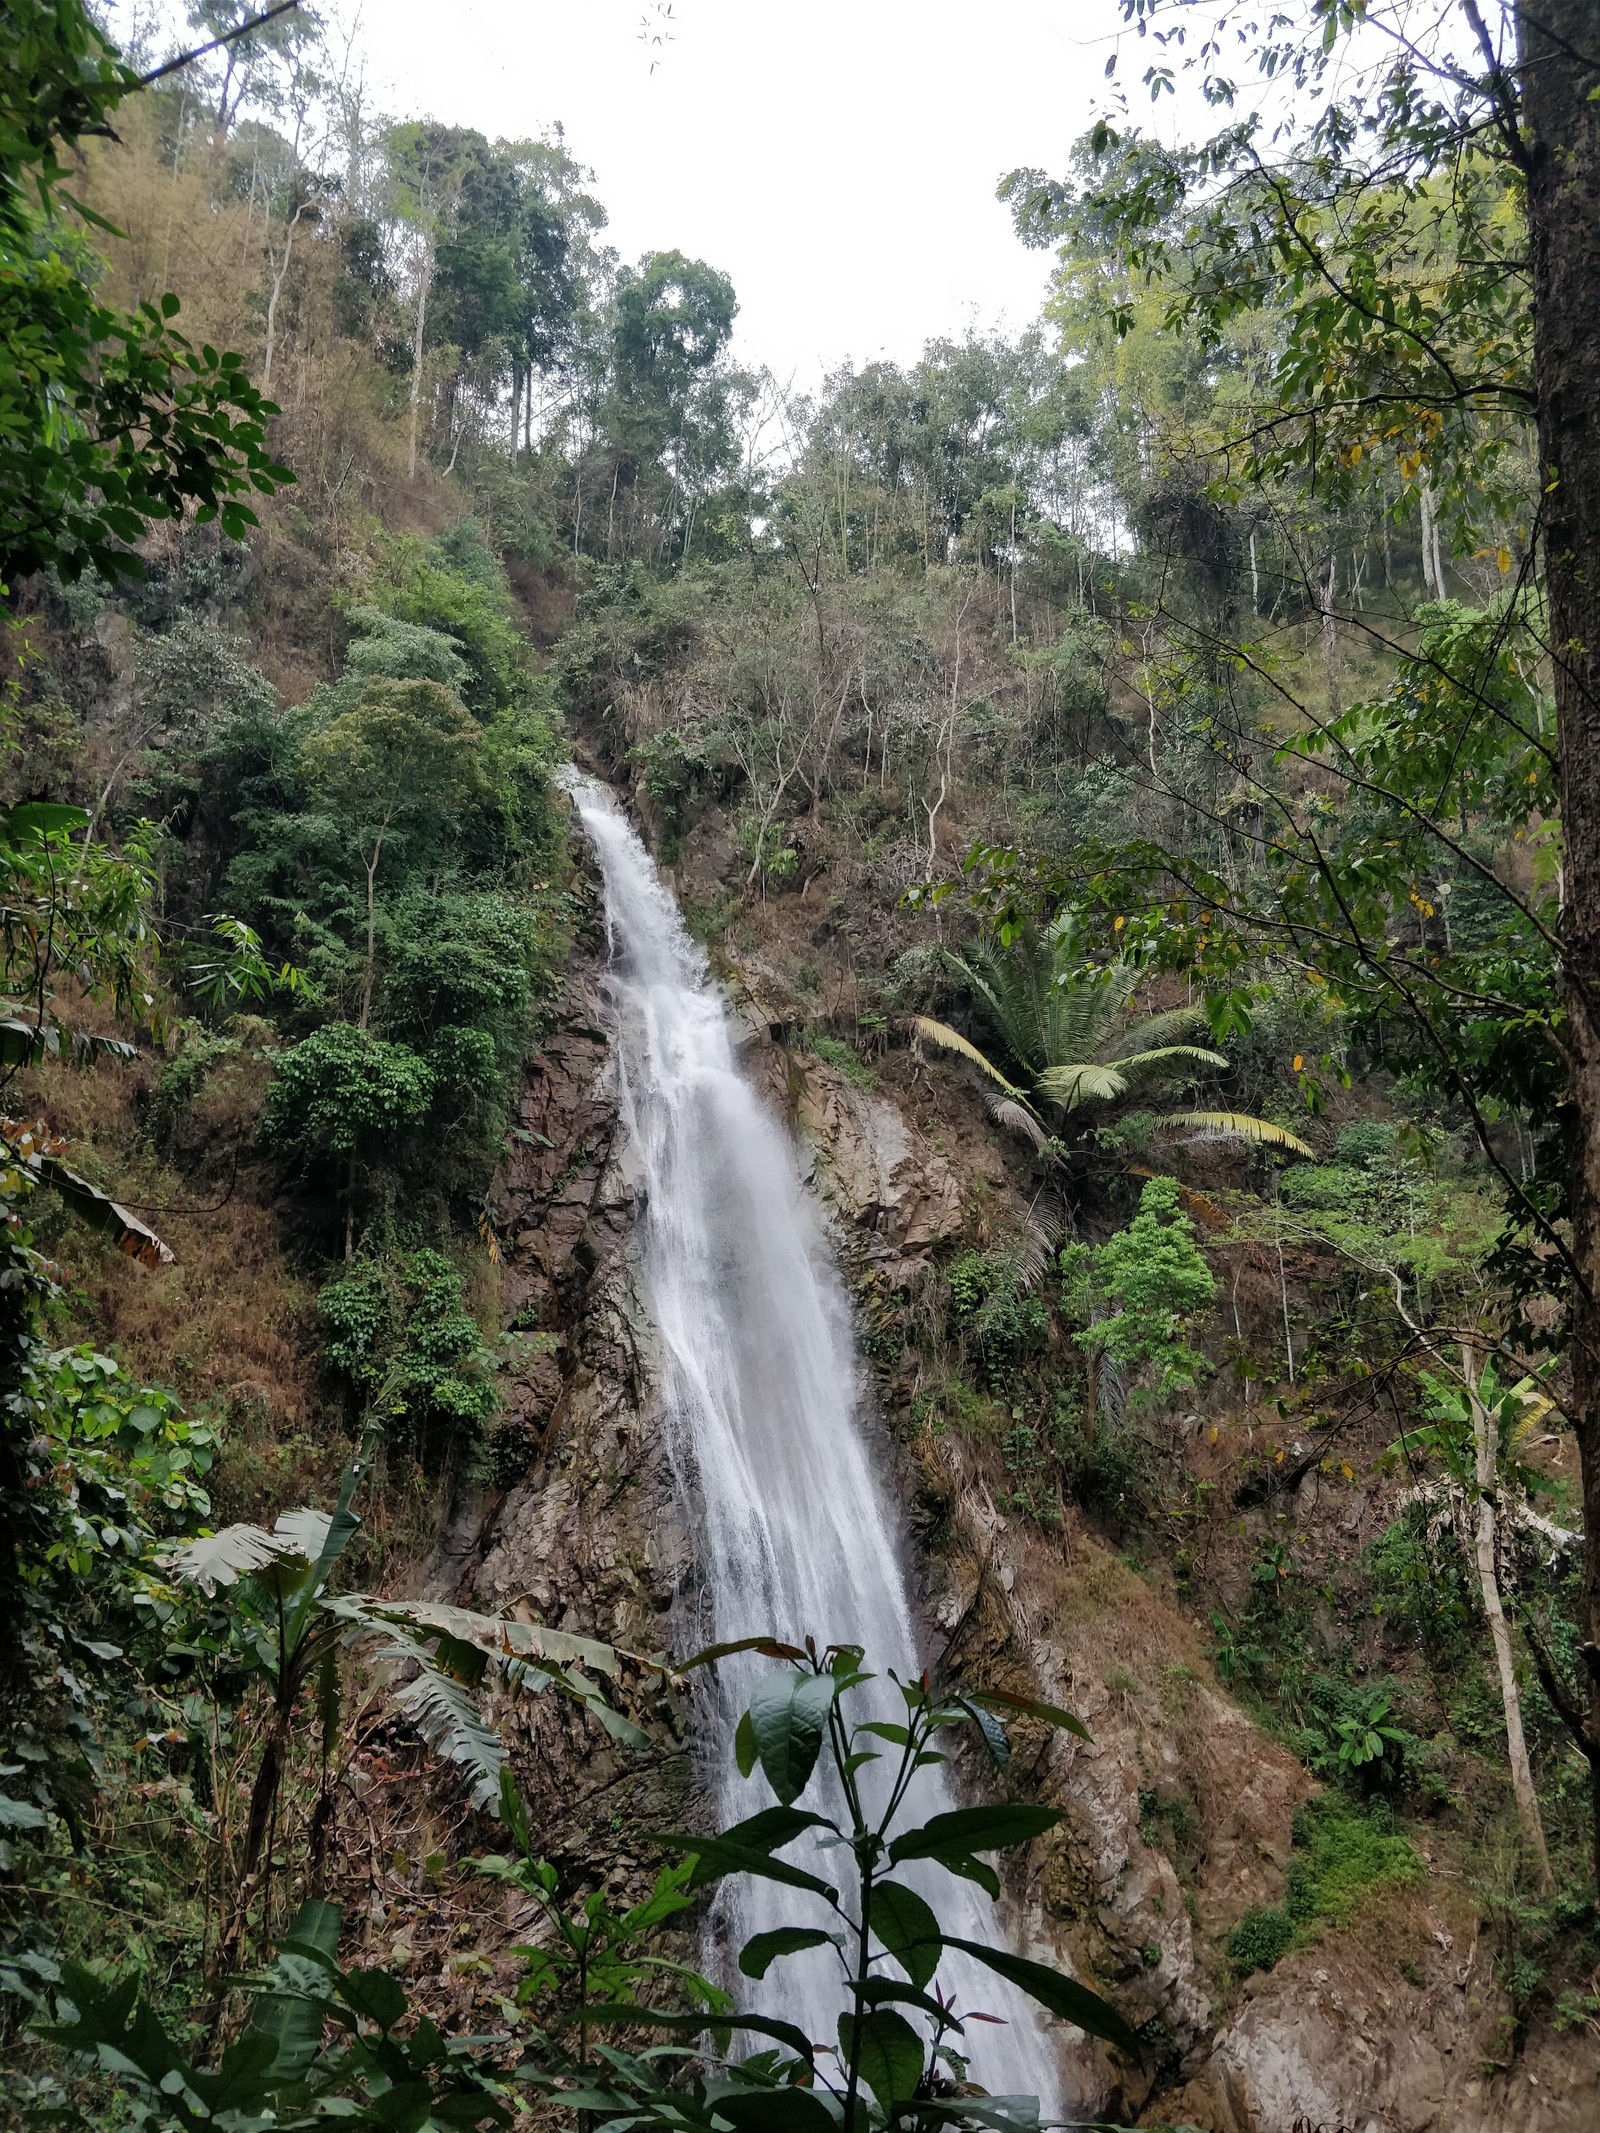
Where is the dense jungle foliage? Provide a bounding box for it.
[4,0,1600,2127]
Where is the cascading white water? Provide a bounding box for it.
[570,778,1070,2112]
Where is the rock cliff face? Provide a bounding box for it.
[441,852,1599,2133]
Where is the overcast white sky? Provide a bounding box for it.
[328,0,1135,388]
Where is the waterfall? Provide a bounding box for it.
[570,778,1071,2112]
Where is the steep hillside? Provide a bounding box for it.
[7,8,1600,2130]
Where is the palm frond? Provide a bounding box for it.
[1161,1110,1314,1158]
[957,938,1048,1076]
[985,1093,1049,1150]
[22,1144,173,1267]
[1035,1061,1128,1110]
[910,1016,1028,1098]
[161,1522,306,1595]
[1101,1005,1211,1059]
[1109,1043,1230,1088]
[943,948,1006,1030]
[387,1646,508,1811]
[1008,1212,1057,1292]
[346,1596,627,1678]
[331,1596,657,1782]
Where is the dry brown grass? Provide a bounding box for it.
[22,1042,335,1524]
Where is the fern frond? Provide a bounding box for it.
[1161,1110,1314,1158]
[1045,962,1129,1071]
[910,1016,1027,1098]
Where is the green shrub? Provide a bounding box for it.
[145,1032,239,1147]
[380,890,543,1054]
[948,1249,1048,1394]
[1060,1176,1217,1397]
[1293,1794,1420,1922]
[806,1029,874,1091]
[1056,1401,1150,1515]
[1225,1904,1294,1975]
[263,1024,435,1158]
[341,605,472,691]
[632,723,712,831]
[1333,1118,1398,1167]
[430,1024,500,1093]
[370,523,529,714]
[320,1248,496,1452]
[1222,1795,1419,1977]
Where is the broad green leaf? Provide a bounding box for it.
[855,1720,910,1745]
[963,1688,1092,1744]
[939,1935,1139,2054]
[915,2102,1042,2129]
[720,1805,836,1853]
[738,1927,840,1979]
[750,1669,837,1805]
[859,1975,960,2028]
[582,2003,815,2062]
[735,1708,759,1777]
[3,802,90,840]
[870,1879,942,1990]
[654,1809,839,1902]
[710,2091,837,2131]
[679,1635,809,1670]
[959,1699,1012,1766]
[0,1019,54,1068]
[838,2006,924,2108]
[247,1900,341,2078]
[678,1837,838,1902]
[336,1964,409,2032]
[890,1803,1062,1867]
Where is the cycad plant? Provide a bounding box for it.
[913,916,1311,1157]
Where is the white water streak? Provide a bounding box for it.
[571,779,1067,2111]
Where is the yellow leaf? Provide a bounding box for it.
[1496,546,1512,574]
[1340,1461,1354,1481]
[1292,1054,1304,1073]
[1113,915,1125,931]
[1209,1425,1219,1446]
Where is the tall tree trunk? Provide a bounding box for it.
[1523,0,1600,1888]
[1465,1349,1553,1888]
[261,202,305,389]
[407,233,435,481]
[1418,476,1442,598]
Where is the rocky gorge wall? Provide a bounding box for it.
[425,802,1600,2133]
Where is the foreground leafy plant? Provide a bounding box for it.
[28,1899,516,2132]
[618,1634,1140,2127]
[160,1425,658,1981]
[22,1640,1138,2130]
